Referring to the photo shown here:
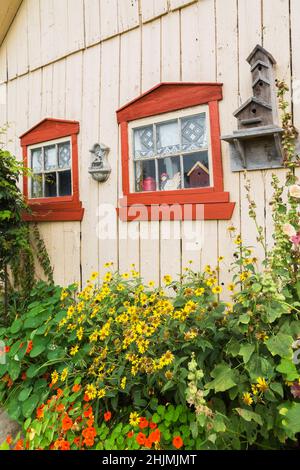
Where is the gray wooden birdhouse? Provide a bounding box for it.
[222,45,283,171]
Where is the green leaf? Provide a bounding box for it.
[26,363,46,378]
[239,344,255,363]
[205,363,237,392]
[280,402,300,435]
[276,358,299,381]
[235,408,263,426]
[10,318,23,334]
[18,387,33,402]
[8,360,21,381]
[270,382,284,398]
[265,334,293,358]
[29,343,46,358]
[22,393,40,418]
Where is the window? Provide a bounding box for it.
[20,118,84,222]
[117,83,235,221]
[130,107,211,193]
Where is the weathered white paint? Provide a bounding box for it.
[0,0,299,290]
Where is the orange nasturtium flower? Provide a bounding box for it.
[36,404,45,419]
[127,430,134,438]
[139,417,149,429]
[173,435,184,449]
[149,428,161,444]
[136,432,146,446]
[104,411,112,422]
[6,435,12,445]
[72,384,81,393]
[62,415,73,432]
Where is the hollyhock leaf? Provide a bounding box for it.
[239,344,255,363]
[205,363,237,392]
[276,358,299,381]
[265,334,293,358]
[235,408,263,426]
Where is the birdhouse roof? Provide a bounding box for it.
[252,76,271,87]
[187,161,209,177]
[247,44,276,65]
[233,97,272,118]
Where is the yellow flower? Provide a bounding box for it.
[97,389,106,399]
[256,377,268,393]
[61,368,68,382]
[60,290,68,301]
[51,370,59,384]
[165,370,173,380]
[76,327,84,341]
[163,275,172,284]
[227,225,236,232]
[86,384,97,400]
[251,384,258,395]
[218,256,224,262]
[122,273,129,279]
[255,331,269,342]
[234,235,242,245]
[240,271,250,282]
[242,392,253,406]
[104,261,113,268]
[195,287,205,297]
[104,272,112,282]
[129,411,140,427]
[89,330,99,342]
[148,281,155,288]
[70,345,79,356]
[227,283,235,292]
[212,285,222,294]
[90,271,99,280]
[120,377,127,390]
[204,265,212,274]
[206,278,215,287]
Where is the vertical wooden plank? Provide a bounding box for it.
[118,0,139,33]
[0,82,6,129]
[263,0,291,247]
[161,11,180,82]
[84,0,101,47]
[65,52,83,119]
[170,0,197,11]
[40,0,56,65]
[100,0,119,40]
[41,63,53,117]
[181,0,216,82]
[63,223,81,285]
[141,0,168,23]
[28,69,42,129]
[27,0,42,71]
[98,36,120,276]
[52,0,69,60]
[80,45,101,283]
[238,0,265,266]
[215,0,239,294]
[0,39,7,83]
[160,9,181,283]
[67,0,85,53]
[52,59,66,118]
[119,28,141,274]
[139,19,161,285]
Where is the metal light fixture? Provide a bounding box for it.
[88,143,111,182]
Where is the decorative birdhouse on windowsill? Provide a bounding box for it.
[221,45,284,172]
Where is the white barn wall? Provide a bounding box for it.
[0,0,298,288]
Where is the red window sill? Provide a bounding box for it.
[22,199,84,222]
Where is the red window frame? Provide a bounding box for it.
[116,82,235,221]
[20,118,84,222]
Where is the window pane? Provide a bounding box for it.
[156,120,180,156]
[58,170,72,196]
[31,148,43,172]
[181,114,207,151]
[183,152,210,188]
[158,156,181,190]
[58,142,71,169]
[134,126,155,158]
[135,160,156,192]
[44,172,57,197]
[44,145,57,170]
[31,174,43,198]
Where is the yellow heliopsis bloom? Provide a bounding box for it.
[218,256,224,262]
[120,377,127,390]
[256,377,268,392]
[70,345,79,356]
[122,273,130,279]
[60,290,68,301]
[242,392,253,406]
[212,285,223,294]
[97,389,106,399]
[227,283,235,292]
[76,327,84,341]
[61,368,68,382]
[251,384,258,395]
[234,235,242,245]
[129,412,140,427]
[195,287,205,296]
[148,281,155,287]
[163,275,172,284]
[240,271,250,282]
[51,370,59,384]
[104,272,112,282]
[90,271,99,280]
